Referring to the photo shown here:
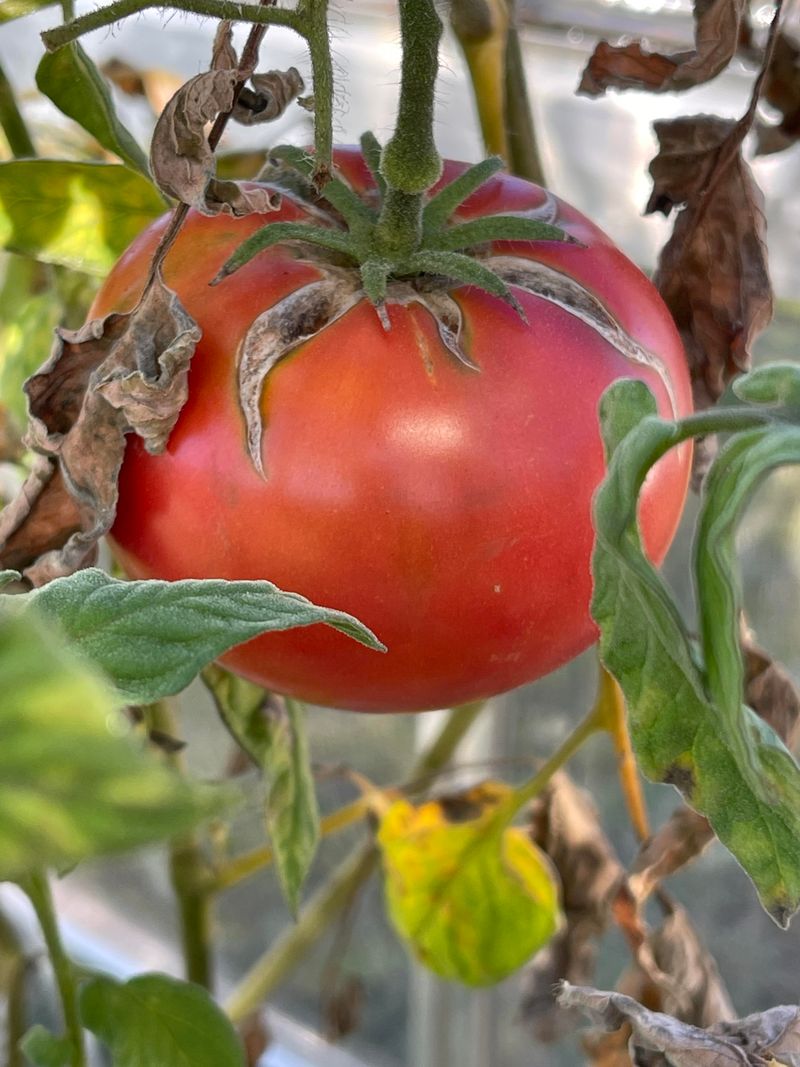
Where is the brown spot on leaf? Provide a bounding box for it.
[648,115,773,411]
[0,274,200,585]
[578,0,748,97]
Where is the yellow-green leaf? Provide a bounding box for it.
[378,784,561,986]
[0,160,164,274]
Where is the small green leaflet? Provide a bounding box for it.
[80,973,245,1067]
[0,606,223,882]
[0,161,164,274]
[203,666,320,915]
[18,1026,72,1067]
[0,0,54,22]
[36,44,151,178]
[6,568,385,705]
[591,366,800,926]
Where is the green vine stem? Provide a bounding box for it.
[297,0,334,179]
[0,909,27,1067]
[374,0,443,256]
[147,700,215,991]
[223,700,487,1022]
[0,61,36,158]
[18,871,86,1067]
[502,0,545,184]
[41,0,302,52]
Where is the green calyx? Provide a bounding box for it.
[213,138,575,322]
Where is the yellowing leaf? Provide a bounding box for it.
[378,784,561,986]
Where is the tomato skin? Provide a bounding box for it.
[97,148,692,712]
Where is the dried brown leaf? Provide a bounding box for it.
[0,274,200,584]
[232,68,305,126]
[578,0,747,97]
[752,32,800,155]
[322,975,365,1042]
[649,906,735,1027]
[149,24,279,217]
[238,1012,272,1067]
[520,772,625,1041]
[628,808,714,905]
[558,982,800,1066]
[647,115,773,409]
[742,630,800,750]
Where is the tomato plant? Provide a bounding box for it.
[97,147,692,711]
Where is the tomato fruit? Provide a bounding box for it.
[95,148,692,712]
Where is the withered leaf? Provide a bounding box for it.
[742,629,800,750]
[558,982,800,1066]
[0,273,200,585]
[647,115,773,410]
[149,23,279,218]
[520,772,624,1042]
[628,807,714,905]
[648,906,734,1028]
[232,68,305,126]
[579,0,748,97]
[753,32,800,155]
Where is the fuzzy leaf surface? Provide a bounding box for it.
[80,973,245,1067]
[0,606,221,881]
[11,568,384,704]
[592,374,800,926]
[0,161,164,274]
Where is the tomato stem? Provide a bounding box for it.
[374,0,443,255]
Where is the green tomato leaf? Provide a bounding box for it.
[13,568,385,705]
[0,605,223,882]
[0,161,164,274]
[202,666,320,915]
[592,377,800,926]
[79,973,245,1067]
[378,785,561,985]
[0,0,55,23]
[18,1025,72,1067]
[36,44,150,178]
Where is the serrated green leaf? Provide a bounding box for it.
[378,785,561,985]
[592,377,800,926]
[13,568,384,705]
[0,0,54,23]
[36,44,150,178]
[0,161,164,274]
[203,665,320,915]
[80,973,245,1067]
[0,606,223,882]
[18,1025,71,1067]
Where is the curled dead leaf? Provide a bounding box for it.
[520,771,625,1041]
[149,22,280,217]
[0,274,200,585]
[232,68,305,126]
[742,628,800,750]
[747,32,800,155]
[628,807,715,906]
[579,0,748,97]
[647,115,773,411]
[558,982,800,1066]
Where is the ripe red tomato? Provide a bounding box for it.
[96,148,692,712]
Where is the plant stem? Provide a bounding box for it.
[0,909,27,1067]
[41,0,302,52]
[593,662,650,841]
[449,0,510,161]
[223,701,487,1021]
[148,700,215,991]
[0,61,35,158]
[212,798,367,892]
[298,0,334,181]
[19,871,86,1067]
[503,2,545,184]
